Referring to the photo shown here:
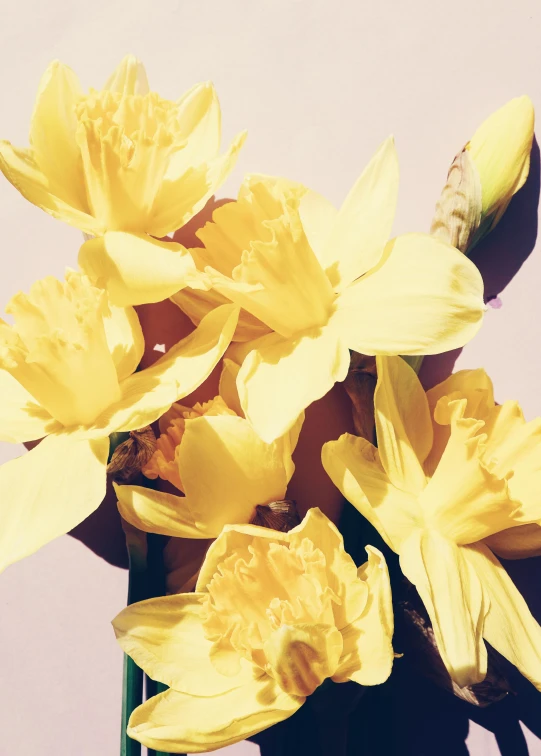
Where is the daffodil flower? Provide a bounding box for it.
[165,137,485,443]
[323,355,541,690]
[115,372,304,538]
[113,508,394,753]
[0,55,245,237]
[0,271,238,573]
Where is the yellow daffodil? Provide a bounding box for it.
[113,508,394,753]
[115,372,304,538]
[323,355,541,691]
[164,137,485,443]
[0,55,245,237]
[0,271,238,572]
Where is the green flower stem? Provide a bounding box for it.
[145,532,176,756]
[120,522,149,756]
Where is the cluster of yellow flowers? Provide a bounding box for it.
[0,54,539,753]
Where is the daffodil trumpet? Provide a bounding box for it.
[0,270,239,573]
[113,508,394,753]
[323,355,541,691]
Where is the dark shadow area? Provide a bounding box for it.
[420,138,540,391]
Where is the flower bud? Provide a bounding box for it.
[431,96,535,253]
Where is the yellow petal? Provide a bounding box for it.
[218,358,243,416]
[89,303,239,436]
[113,593,254,695]
[322,433,419,552]
[148,131,246,238]
[467,96,535,224]
[421,417,520,544]
[237,326,350,443]
[166,82,221,180]
[103,304,144,383]
[333,546,394,686]
[374,356,431,494]
[127,677,302,753]
[79,232,201,306]
[0,432,108,572]
[424,368,495,475]
[177,415,291,531]
[463,542,541,691]
[333,232,485,355]
[484,523,541,560]
[264,623,343,696]
[115,484,204,538]
[298,189,338,270]
[172,286,271,342]
[400,529,487,688]
[29,61,86,210]
[482,404,541,519]
[321,136,399,290]
[0,142,99,234]
[104,54,149,95]
[0,369,61,443]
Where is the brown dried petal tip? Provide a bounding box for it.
[107,426,157,484]
[399,581,511,707]
[250,499,301,533]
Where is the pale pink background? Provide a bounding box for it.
[1,1,541,754]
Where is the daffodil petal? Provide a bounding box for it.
[115,483,205,538]
[0,369,61,443]
[400,529,487,688]
[104,54,149,95]
[29,61,85,210]
[322,136,399,289]
[424,368,495,476]
[333,546,394,685]
[374,356,431,494]
[0,432,108,572]
[103,304,144,383]
[149,132,246,238]
[172,287,271,342]
[237,326,350,443]
[178,415,290,531]
[79,232,201,307]
[166,82,221,179]
[484,523,541,560]
[322,433,419,552]
[0,142,100,234]
[333,233,484,356]
[218,358,243,416]
[90,303,239,436]
[420,417,519,544]
[298,189,338,269]
[113,593,254,695]
[463,542,541,691]
[127,678,302,754]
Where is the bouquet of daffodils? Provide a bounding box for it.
[0,55,539,754]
